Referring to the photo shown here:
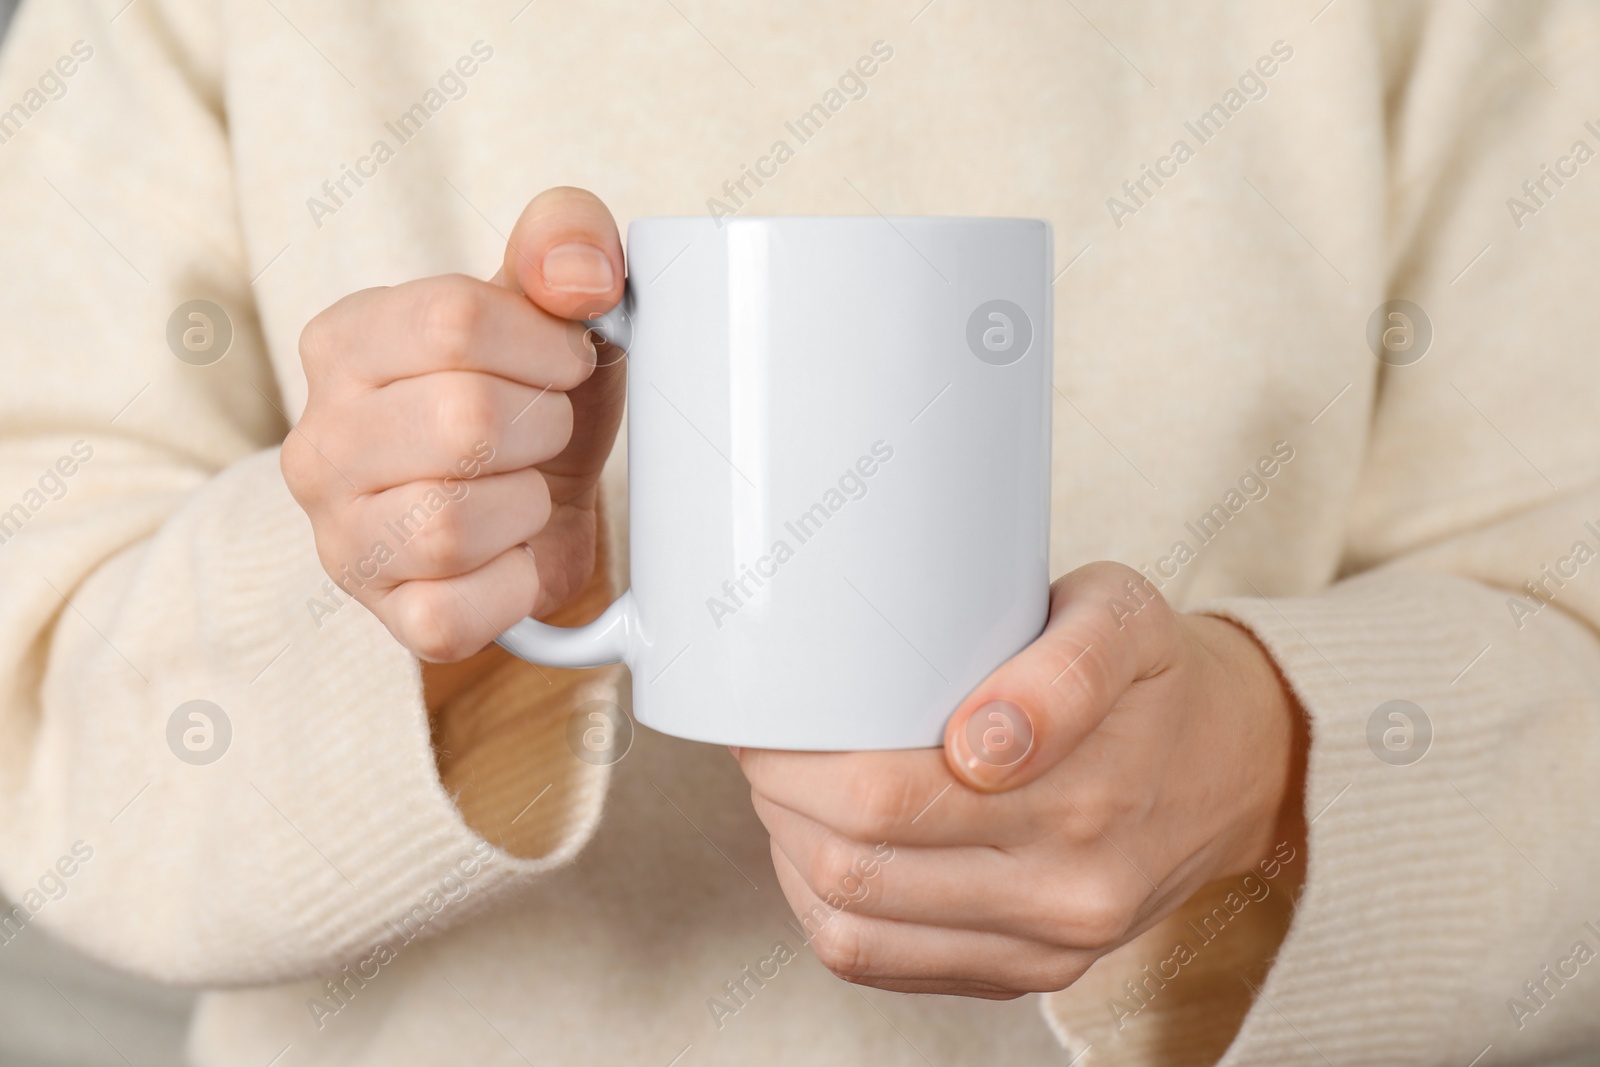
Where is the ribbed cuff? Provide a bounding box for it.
[1201,570,1511,1066]
[35,449,613,985]
[199,451,616,979]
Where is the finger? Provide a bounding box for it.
[496,186,626,322]
[518,500,602,616]
[738,747,1039,848]
[370,544,544,663]
[539,352,625,492]
[943,562,1179,792]
[755,793,1146,949]
[316,372,572,490]
[768,843,1084,996]
[323,469,551,587]
[300,275,595,391]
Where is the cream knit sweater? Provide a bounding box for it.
[2,1,1599,1064]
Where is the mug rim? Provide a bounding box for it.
[627,214,1049,227]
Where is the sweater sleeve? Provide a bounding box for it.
[0,0,612,985]
[1041,1,1600,1063]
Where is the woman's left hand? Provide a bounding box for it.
[736,562,1308,998]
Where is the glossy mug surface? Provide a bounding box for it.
[498,215,1052,750]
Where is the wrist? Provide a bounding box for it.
[1187,613,1310,880]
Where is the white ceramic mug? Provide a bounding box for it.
[498,215,1052,750]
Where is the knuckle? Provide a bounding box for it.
[1031,954,1093,994]
[1052,634,1116,708]
[394,587,479,662]
[435,377,503,460]
[279,428,337,509]
[1059,874,1136,949]
[418,276,487,369]
[1056,781,1114,847]
[1082,559,1142,595]
[807,834,864,899]
[403,500,469,572]
[1079,561,1173,635]
[309,522,359,579]
[808,913,871,980]
[298,308,342,374]
[1076,642,1115,694]
[1056,777,1156,847]
[840,770,913,837]
[279,432,314,498]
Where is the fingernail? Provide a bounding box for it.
[541,243,615,294]
[727,746,743,760]
[954,700,1034,786]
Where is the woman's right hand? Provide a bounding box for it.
[282,187,627,663]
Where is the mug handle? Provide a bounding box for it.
[496,590,637,668]
[493,297,637,670]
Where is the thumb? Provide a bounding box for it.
[489,187,628,481]
[492,186,625,325]
[942,562,1177,793]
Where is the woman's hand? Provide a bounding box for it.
[282,187,626,663]
[737,561,1308,998]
